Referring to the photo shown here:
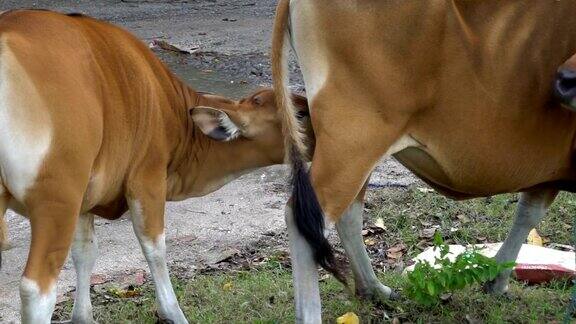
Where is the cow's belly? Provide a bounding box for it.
[395,128,576,198]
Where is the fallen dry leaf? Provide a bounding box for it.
[386,250,404,260]
[374,217,386,230]
[363,225,385,235]
[148,39,197,54]
[387,243,407,253]
[364,238,378,246]
[336,312,360,324]
[527,228,543,246]
[122,290,140,298]
[222,282,233,291]
[107,285,141,298]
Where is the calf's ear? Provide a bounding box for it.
[190,106,242,141]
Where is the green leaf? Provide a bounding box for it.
[501,261,516,269]
[433,231,444,247]
[488,266,499,279]
[427,281,437,296]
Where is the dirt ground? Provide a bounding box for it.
[0,1,416,322]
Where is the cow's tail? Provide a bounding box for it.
[272,0,347,285]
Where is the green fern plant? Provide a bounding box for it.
[405,232,515,305]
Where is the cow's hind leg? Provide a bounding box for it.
[483,189,557,294]
[286,88,410,322]
[287,142,398,322]
[336,180,395,302]
[71,214,98,323]
[285,203,322,323]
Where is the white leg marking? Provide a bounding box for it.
[20,277,56,324]
[129,201,188,324]
[336,201,393,299]
[71,214,97,323]
[285,204,321,324]
[0,42,52,201]
[485,190,552,293]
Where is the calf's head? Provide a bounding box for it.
[190,88,313,164]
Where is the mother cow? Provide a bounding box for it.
[273,0,576,322]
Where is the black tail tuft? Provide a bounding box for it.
[290,148,348,285]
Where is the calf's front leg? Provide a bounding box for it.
[128,179,188,324]
[71,214,98,323]
[483,189,558,294]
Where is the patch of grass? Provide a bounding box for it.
[366,188,576,258]
[54,188,575,323]
[55,263,570,323]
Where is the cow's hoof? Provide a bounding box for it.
[356,282,399,304]
[155,310,188,324]
[482,279,509,295]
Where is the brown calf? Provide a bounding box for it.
[0,9,310,323]
[273,1,576,322]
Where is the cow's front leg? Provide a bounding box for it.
[71,214,98,323]
[127,179,188,324]
[335,184,395,302]
[483,189,557,294]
